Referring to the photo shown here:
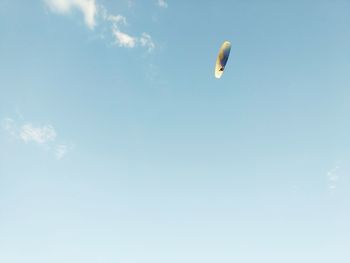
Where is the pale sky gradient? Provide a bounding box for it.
[1,1,350,262]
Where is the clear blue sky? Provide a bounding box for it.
[1,0,350,262]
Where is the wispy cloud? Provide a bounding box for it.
[44,0,156,52]
[55,144,72,160]
[112,28,137,48]
[2,117,72,160]
[107,14,127,25]
[111,29,155,52]
[100,6,127,26]
[45,0,97,29]
[20,124,56,144]
[327,161,341,193]
[157,0,168,8]
[105,9,155,52]
[140,33,155,52]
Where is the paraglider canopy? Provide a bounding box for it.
[215,41,231,79]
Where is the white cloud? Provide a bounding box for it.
[44,0,156,51]
[2,117,72,160]
[45,0,97,29]
[99,5,127,25]
[106,13,156,51]
[112,28,137,48]
[20,124,57,144]
[157,0,168,8]
[140,33,155,52]
[111,28,155,51]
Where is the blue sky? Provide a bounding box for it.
[1,0,350,262]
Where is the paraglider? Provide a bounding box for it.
[215,41,231,79]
